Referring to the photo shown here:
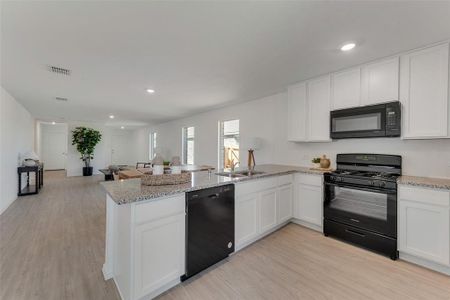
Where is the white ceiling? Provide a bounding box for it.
[2,1,450,127]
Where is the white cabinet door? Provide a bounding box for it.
[399,200,450,265]
[134,213,185,299]
[287,82,308,141]
[400,43,449,139]
[260,188,278,234]
[331,67,361,110]
[277,184,293,224]
[235,192,259,249]
[308,75,331,141]
[296,183,323,227]
[361,57,399,105]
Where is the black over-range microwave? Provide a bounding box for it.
[330,101,401,139]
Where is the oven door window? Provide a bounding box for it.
[329,186,387,221]
[332,112,382,132]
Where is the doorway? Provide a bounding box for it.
[39,122,68,171]
[111,132,134,165]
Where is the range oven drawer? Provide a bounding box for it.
[324,219,398,259]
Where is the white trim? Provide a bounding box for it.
[400,252,450,276]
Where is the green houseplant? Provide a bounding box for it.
[71,127,102,176]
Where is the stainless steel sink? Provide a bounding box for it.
[215,170,265,178]
[215,172,247,178]
[236,170,265,176]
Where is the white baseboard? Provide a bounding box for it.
[235,220,291,252]
[113,277,126,300]
[291,218,323,233]
[400,252,450,276]
[102,263,113,280]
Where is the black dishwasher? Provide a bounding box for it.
[182,184,235,281]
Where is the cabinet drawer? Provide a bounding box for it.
[134,194,185,224]
[236,177,278,196]
[278,174,293,186]
[399,185,450,207]
[295,173,322,186]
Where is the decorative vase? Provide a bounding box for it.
[83,167,93,176]
[171,166,181,174]
[320,155,331,169]
[153,165,164,175]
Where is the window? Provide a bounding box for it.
[182,126,195,165]
[149,132,157,160]
[218,119,239,169]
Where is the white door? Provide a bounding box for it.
[41,124,67,170]
[260,188,277,234]
[331,67,361,110]
[297,183,323,227]
[287,82,308,141]
[235,192,259,250]
[308,75,331,141]
[361,57,399,105]
[277,184,293,224]
[111,134,132,165]
[399,200,450,265]
[400,43,449,138]
[134,214,185,299]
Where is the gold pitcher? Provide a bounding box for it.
[320,155,331,169]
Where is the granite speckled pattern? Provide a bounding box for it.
[101,164,330,205]
[397,175,450,191]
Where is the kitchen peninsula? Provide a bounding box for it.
[100,164,327,300]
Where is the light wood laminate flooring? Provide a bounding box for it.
[1,171,449,300]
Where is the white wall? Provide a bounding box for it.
[143,91,450,179]
[0,87,35,214]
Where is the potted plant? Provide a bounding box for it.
[71,127,102,176]
[311,157,321,168]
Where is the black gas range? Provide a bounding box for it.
[324,153,401,260]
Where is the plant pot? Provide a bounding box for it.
[83,167,93,176]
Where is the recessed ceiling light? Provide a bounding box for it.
[121,126,125,129]
[146,89,155,94]
[52,121,56,125]
[341,43,356,51]
[109,115,115,119]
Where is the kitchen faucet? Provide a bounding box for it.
[230,161,239,172]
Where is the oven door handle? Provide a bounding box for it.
[324,182,396,194]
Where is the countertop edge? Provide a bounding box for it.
[397,175,450,191]
[101,166,328,205]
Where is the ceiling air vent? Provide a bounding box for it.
[55,97,68,102]
[48,65,71,76]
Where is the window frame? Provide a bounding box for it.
[149,132,157,160]
[218,119,240,170]
[182,126,195,165]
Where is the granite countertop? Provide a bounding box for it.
[101,164,330,205]
[397,175,450,191]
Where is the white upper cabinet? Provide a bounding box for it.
[361,57,399,105]
[308,75,331,141]
[331,67,361,110]
[287,82,307,141]
[287,76,331,142]
[400,43,450,139]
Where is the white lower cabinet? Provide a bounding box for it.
[398,185,450,270]
[235,175,293,251]
[277,184,293,224]
[133,213,185,299]
[105,194,186,300]
[293,173,323,232]
[235,193,259,247]
[260,188,278,234]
